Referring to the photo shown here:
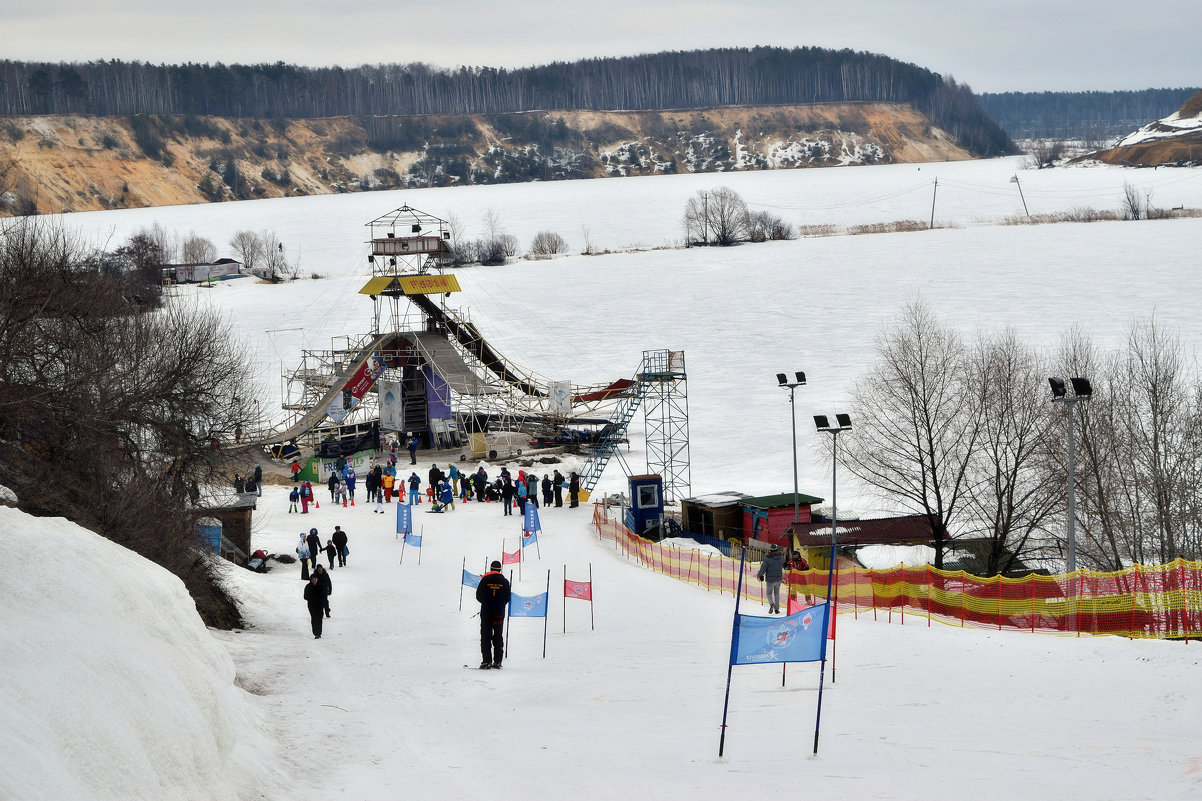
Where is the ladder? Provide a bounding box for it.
[576,367,649,498]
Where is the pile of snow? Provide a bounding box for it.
[0,507,282,800]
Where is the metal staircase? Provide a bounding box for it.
[578,349,690,501]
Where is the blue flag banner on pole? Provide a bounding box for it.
[404,532,422,548]
[730,604,830,666]
[462,569,481,588]
[396,503,412,535]
[509,592,548,618]
[523,503,541,534]
[521,529,538,548]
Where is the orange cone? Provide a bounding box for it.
[342,499,347,507]
[350,499,355,506]
[315,499,320,509]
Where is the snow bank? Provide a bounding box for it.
[0,507,279,801]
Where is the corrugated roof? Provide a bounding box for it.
[788,514,933,546]
[740,492,824,509]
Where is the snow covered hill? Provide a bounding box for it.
[1093,88,1202,166]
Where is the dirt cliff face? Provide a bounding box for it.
[0,103,972,216]
[1088,88,1202,167]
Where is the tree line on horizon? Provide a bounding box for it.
[979,87,1198,141]
[0,47,1014,157]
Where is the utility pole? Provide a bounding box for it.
[929,178,938,229]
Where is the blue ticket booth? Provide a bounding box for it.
[626,474,665,539]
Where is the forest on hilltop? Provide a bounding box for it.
[979,87,1199,141]
[0,47,1014,157]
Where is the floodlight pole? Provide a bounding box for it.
[1051,378,1090,574]
[777,372,807,526]
[812,413,850,753]
[1056,394,1086,572]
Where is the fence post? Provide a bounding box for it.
[926,565,932,627]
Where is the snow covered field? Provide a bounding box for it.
[6,158,1202,800]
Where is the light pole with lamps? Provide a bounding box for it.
[1049,377,1092,572]
[811,412,850,754]
[776,371,807,525]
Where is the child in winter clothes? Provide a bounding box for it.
[439,480,455,511]
[289,486,300,513]
[324,540,338,568]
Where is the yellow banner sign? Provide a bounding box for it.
[398,274,461,294]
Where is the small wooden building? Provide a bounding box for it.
[740,491,824,547]
[680,491,750,539]
[192,491,257,562]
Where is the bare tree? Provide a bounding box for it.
[180,232,216,264]
[259,230,292,280]
[229,230,265,272]
[1027,139,1065,169]
[529,230,568,255]
[683,187,748,246]
[960,331,1060,575]
[840,301,982,567]
[0,217,259,627]
[1121,182,1148,220]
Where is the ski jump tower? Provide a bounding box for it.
[274,205,690,498]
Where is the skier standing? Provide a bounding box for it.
[475,560,511,669]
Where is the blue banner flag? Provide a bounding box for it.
[730,603,829,666]
[396,503,412,535]
[521,529,538,548]
[523,503,541,534]
[404,532,422,547]
[462,569,481,588]
[509,592,548,618]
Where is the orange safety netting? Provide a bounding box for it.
[592,505,1202,640]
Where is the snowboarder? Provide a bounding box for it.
[475,560,511,669]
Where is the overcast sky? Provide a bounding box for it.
[3,0,1198,94]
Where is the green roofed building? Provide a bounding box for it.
[740,492,824,548]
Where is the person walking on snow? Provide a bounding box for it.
[304,574,328,638]
[344,467,357,505]
[324,540,338,569]
[288,486,299,514]
[332,526,349,567]
[306,528,322,572]
[757,544,786,614]
[408,472,422,505]
[475,560,511,668]
[253,464,263,497]
[297,534,311,581]
[314,564,333,617]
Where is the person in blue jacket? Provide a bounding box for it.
[408,472,421,505]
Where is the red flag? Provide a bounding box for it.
[564,579,592,601]
[502,548,521,565]
[788,595,835,639]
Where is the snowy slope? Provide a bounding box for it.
[5,488,1202,801]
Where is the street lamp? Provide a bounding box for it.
[777,372,807,524]
[813,414,853,560]
[1050,377,1092,572]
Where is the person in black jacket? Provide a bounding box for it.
[253,464,263,497]
[303,574,328,638]
[500,476,515,516]
[553,470,565,507]
[313,564,333,617]
[306,528,322,571]
[475,561,511,669]
[568,472,580,508]
[332,526,349,567]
